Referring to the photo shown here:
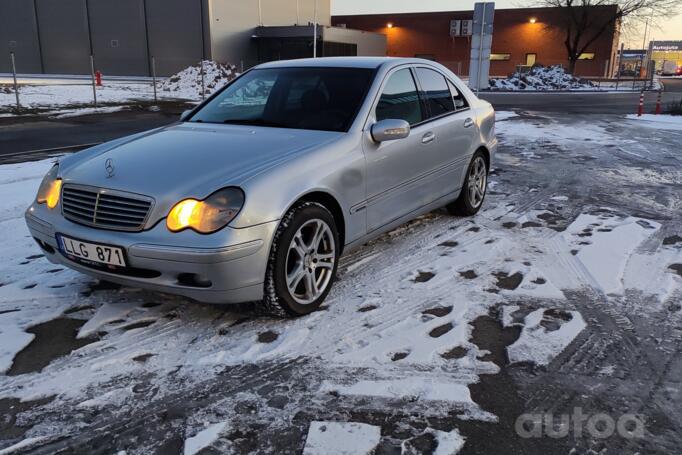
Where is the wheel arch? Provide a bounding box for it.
[476,145,491,170]
[285,191,346,255]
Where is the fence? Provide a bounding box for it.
[1,52,245,113]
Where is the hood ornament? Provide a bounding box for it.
[105,158,115,178]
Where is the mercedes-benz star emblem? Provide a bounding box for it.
[105,158,115,178]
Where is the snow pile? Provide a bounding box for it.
[489,65,597,91]
[161,60,237,100]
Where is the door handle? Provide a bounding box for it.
[422,132,436,144]
[463,118,474,128]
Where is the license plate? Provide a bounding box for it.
[58,235,126,267]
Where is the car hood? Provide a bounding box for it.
[61,122,340,199]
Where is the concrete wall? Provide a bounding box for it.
[208,0,331,69]
[333,6,619,77]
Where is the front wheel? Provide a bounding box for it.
[446,151,488,216]
[261,202,339,317]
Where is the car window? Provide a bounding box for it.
[375,68,424,125]
[448,80,469,110]
[190,67,375,132]
[415,68,455,118]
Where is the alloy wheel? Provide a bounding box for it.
[467,156,487,208]
[285,218,336,305]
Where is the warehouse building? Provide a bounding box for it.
[0,0,385,76]
[333,6,620,77]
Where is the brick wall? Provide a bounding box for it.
[333,6,619,77]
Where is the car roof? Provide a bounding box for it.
[255,56,430,70]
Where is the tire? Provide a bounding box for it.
[261,202,340,317]
[446,150,488,216]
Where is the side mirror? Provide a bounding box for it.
[371,119,410,143]
[180,109,193,121]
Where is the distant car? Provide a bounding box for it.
[25,57,496,316]
[662,60,679,76]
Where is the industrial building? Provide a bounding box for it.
[0,0,385,76]
[333,6,621,77]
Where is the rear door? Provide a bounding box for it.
[413,66,477,200]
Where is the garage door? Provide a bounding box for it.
[88,0,149,76]
[0,0,42,73]
[35,0,91,74]
[145,0,206,76]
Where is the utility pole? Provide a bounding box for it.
[475,3,487,96]
[313,0,318,58]
[639,17,649,78]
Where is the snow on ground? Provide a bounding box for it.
[184,421,229,455]
[562,213,661,294]
[0,60,237,113]
[488,65,598,91]
[0,82,157,111]
[0,111,681,452]
[494,111,616,145]
[506,308,586,366]
[303,421,381,455]
[625,114,682,130]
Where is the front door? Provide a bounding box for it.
[363,67,440,232]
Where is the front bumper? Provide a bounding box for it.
[25,203,278,304]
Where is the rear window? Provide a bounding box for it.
[415,67,455,118]
[190,67,376,132]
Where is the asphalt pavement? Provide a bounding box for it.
[0,108,183,159]
[660,77,682,92]
[479,90,679,114]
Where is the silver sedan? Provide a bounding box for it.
[25,57,496,317]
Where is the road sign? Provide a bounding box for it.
[469,2,495,93]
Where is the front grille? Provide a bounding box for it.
[61,185,153,232]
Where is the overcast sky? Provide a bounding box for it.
[331,0,681,48]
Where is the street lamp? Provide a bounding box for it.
[529,17,537,24]
[387,22,394,28]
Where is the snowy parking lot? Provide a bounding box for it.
[1,111,681,454]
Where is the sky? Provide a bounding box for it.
[331,0,682,48]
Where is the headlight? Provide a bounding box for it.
[36,165,62,209]
[166,187,244,234]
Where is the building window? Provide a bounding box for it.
[578,53,595,60]
[525,53,537,66]
[490,53,511,61]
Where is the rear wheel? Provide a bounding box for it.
[261,202,339,317]
[446,151,488,216]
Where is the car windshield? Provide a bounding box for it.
[188,67,376,132]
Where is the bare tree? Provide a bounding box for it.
[537,0,679,74]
